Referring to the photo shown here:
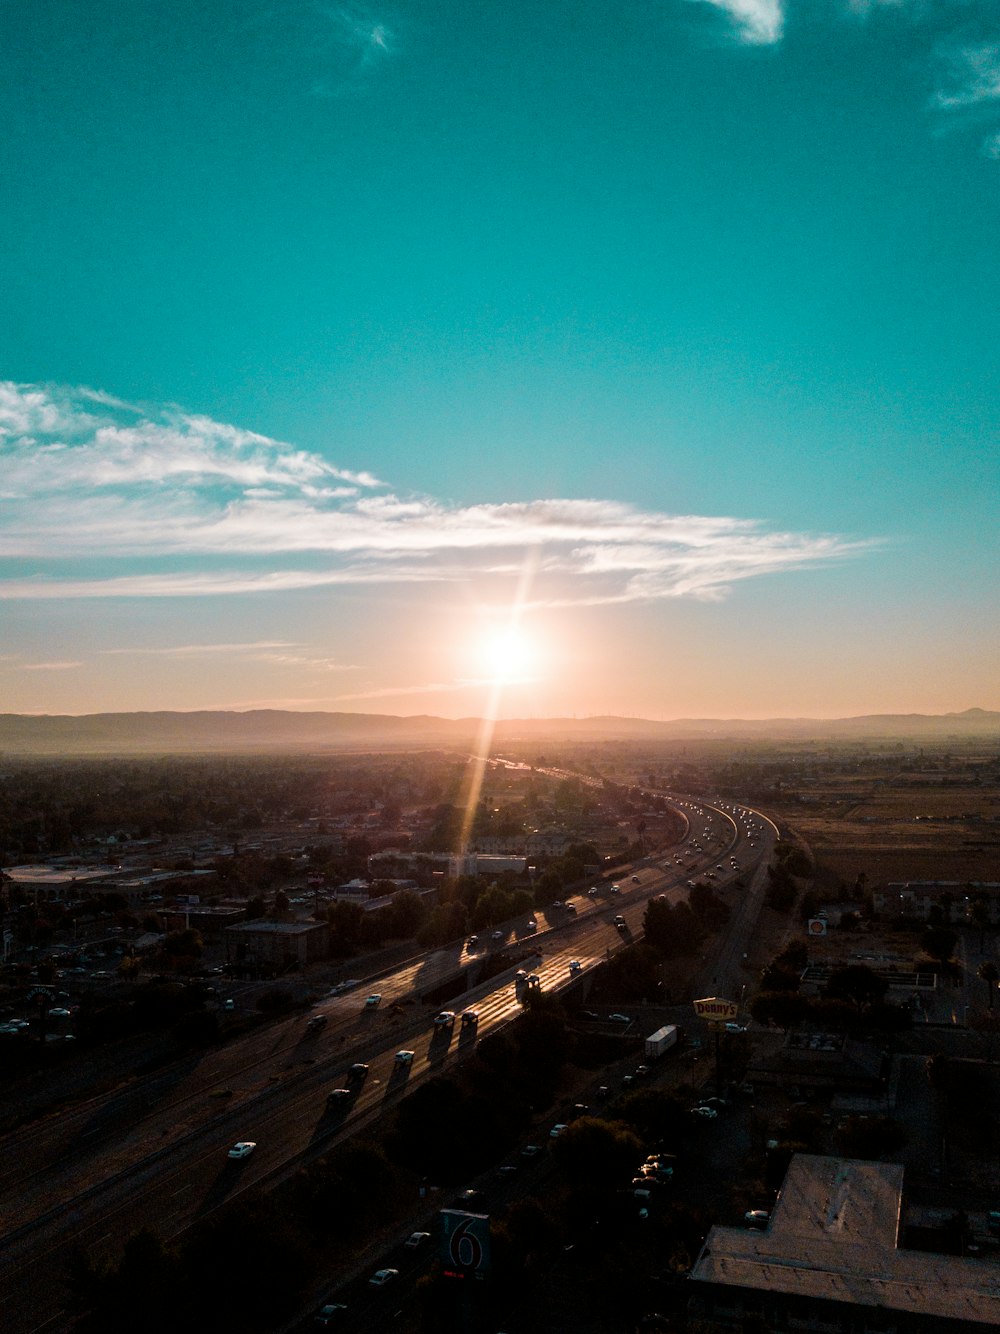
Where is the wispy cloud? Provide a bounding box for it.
[690,0,785,46]
[0,382,877,609]
[99,640,301,657]
[309,3,396,97]
[19,660,82,671]
[98,640,360,671]
[932,39,1000,159]
[934,42,1000,110]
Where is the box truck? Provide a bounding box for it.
[644,1025,679,1059]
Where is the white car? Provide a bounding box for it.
[364,993,382,1009]
[369,1268,399,1287]
[394,1050,415,1065]
[404,1231,431,1249]
[549,1123,569,1138]
[433,1010,456,1028]
[227,1141,257,1159]
[690,1106,718,1119]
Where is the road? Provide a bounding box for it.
[0,793,774,1334]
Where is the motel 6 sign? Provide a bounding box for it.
[440,1209,491,1280]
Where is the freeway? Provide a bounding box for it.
[0,794,772,1334]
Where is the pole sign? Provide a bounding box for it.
[693,996,739,1023]
[440,1210,491,1280]
[807,918,827,936]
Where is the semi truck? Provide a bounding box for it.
[644,1024,679,1059]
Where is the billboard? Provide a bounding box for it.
[693,996,739,1022]
[440,1210,491,1280]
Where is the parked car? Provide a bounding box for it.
[348,1063,369,1082]
[326,1089,352,1105]
[394,1050,415,1065]
[568,960,582,973]
[550,1123,569,1138]
[364,993,382,1009]
[433,1010,456,1028]
[315,1302,347,1325]
[690,1106,718,1119]
[307,1014,328,1030]
[368,1268,399,1287]
[460,1009,479,1028]
[456,1188,487,1209]
[227,1141,256,1159]
[404,1231,431,1249]
[745,1210,770,1228]
[609,1013,631,1024]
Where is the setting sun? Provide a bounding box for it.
[479,625,538,684]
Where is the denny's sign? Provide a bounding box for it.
[693,996,739,1023]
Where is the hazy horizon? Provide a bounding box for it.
[3,3,998,721]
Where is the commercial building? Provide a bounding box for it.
[688,1154,1000,1331]
[873,881,1000,923]
[224,919,329,970]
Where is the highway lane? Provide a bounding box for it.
[0,794,769,1333]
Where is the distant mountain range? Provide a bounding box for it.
[0,707,998,755]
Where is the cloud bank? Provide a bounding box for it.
[0,382,875,608]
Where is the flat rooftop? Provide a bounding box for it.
[690,1155,1000,1325]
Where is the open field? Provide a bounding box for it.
[765,763,1000,894]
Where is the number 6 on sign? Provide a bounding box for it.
[440,1209,491,1280]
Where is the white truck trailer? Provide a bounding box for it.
[644,1024,679,1059]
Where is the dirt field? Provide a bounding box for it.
[766,770,1000,894]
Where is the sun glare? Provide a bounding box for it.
[481,626,536,683]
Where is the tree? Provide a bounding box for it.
[970,898,992,951]
[551,1116,643,1192]
[750,991,809,1030]
[834,1115,906,1160]
[417,900,469,948]
[384,889,426,938]
[977,960,999,1011]
[825,964,888,1013]
[758,961,801,993]
[921,924,958,967]
[327,899,363,954]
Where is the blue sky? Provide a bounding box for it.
[2,1,998,719]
